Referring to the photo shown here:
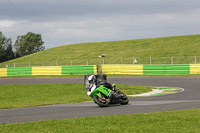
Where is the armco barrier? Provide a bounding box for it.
[0,65,97,77]
[143,64,190,75]
[102,64,191,75]
[32,66,62,75]
[190,64,200,74]
[102,64,143,75]
[7,67,32,76]
[62,65,97,75]
[0,68,7,77]
[1,64,200,77]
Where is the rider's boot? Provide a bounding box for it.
[113,94,121,99]
[113,90,121,99]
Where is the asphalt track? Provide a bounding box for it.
[0,76,200,124]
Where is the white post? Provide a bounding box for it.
[150,57,152,65]
[171,56,173,64]
[195,56,197,64]
[14,63,16,68]
[102,58,105,64]
[98,56,102,73]
[86,59,89,65]
[56,60,58,66]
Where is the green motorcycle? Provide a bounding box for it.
[87,83,129,107]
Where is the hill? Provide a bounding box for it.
[1,34,200,67]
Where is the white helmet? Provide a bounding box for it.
[88,75,96,84]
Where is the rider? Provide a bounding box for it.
[87,75,120,98]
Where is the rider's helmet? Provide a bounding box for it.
[88,75,96,86]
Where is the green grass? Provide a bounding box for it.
[2,74,200,78]
[1,34,200,67]
[0,75,84,78]
[1,108,200,133]
[0,84,151,109]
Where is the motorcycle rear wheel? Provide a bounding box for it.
[118,91,129,105]
[93,95,109,107]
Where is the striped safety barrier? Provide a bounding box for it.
[102,65,143,75]
[102,64,200,75]
[0,65,97,77]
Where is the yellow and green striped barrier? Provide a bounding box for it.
[0,65,97,77]
[190,64,200,74]
[102,64,200,75]
[0,68,7,77]
[102,64,143,75]
[1,64,200,77]
[32,66,62,75]
[7,67,32,76]
[143,64,190,75]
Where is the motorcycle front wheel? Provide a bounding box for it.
[93,95,109,107]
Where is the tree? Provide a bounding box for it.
[0,31,14,63]
[14,32,45,57]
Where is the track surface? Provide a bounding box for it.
[0,77,200,124]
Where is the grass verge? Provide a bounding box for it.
[0,108,200,133]
[0,84,151,109]
[2,74,200,79]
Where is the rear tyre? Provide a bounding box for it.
[93,95,109,107]
[118,91,129,105]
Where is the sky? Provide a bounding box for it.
[0,0,200,49]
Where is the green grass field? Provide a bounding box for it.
[1,34,200,67]
[0,84,151,109]
[1,108,200,133]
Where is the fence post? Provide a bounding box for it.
[29,62,31,67]
[195,56,197,64]
[150,57,152,65]
[56,60,58,66]
[14,63,16,68]
[99,56,102,73]
[171,56,173,64]
[86,59,89,65]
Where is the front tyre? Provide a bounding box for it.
[93,95,109,107]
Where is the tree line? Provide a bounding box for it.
[0,31,45,63]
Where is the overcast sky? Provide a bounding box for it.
[0,0,200,49]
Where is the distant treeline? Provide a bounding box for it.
[0,31,45,63]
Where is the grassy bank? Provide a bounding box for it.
[0,84,151,109]
[1,108,200,133]
[1,34,200,67]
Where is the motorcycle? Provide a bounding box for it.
[85,74,129,107]
[87,84,129,107]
